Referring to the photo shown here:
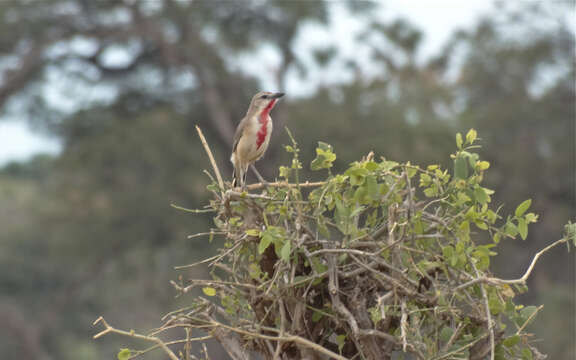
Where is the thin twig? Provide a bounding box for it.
[515,305,544,335]
[400,300,408,352]
[196,125,224,194]
[209,319,349,360]
[245,181,325,191]
[129,337,212,359]
[185,328,191,360]
[469,256,494,360]
[93,316,180,360]
[187,231,224,240]
[454,237,568,291]
[175,242,242,270]
[490,237,568,285]
[171,203,216,213]
[274,298,287,359]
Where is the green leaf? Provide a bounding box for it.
[493,232,501,244]
[353,186,367,204]
[517,218,528,240]
[475,220,488,230]
[442,246,454,259]
[380,160,399,171]
[279,166,291,178]
[466,152,479,168]
[364,161,378,172]
[202,287,217,296]
[310,257,328,273]
[280,241,291,262]
[454,155,468,179]
[521,348,533,360]
[259,226,284,254]
[519,305,539,323]
[350,205,365,218]
[406,164,418,178]
[366,175,379,200]
[459,220,470,241]
[476,160,490,170]
[495,344,507,360]
[472,246,490,270]
[504,221,518,238]
[443,246,458,267]
[503,335,520,348]
[488,292,504,315]
[456,132,463,149]
[312,310,324,322]
[525,212,538,223]
[248,263,263,280]
[311,142,336,170]
[474,186,489,204]
[439,327,453,342]
[336,334,347,353]
[423,187,436,197]
[419,173,432,187]
[565,221,576,246]
[245,229,260,237]
[515,199,532,217]
[206,183,219,192]
[345,165,369,185]
[291,158,302,169]
[368,306,381,324]
[413,218,424,235]
[258,233,273,254]
[118,349,131,360]
[465,128,477,144]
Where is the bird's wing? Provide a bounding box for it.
[232,116,247,153]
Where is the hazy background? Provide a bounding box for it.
[0,0,573,359]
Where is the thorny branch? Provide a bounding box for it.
[93,133,566,359]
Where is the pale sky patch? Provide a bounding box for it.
[0,122,60,164]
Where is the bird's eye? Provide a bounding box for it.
[260,95,268,99]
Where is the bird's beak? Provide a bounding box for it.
[271,92,285,99]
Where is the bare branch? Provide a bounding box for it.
[92,316,180,360]
[196,126,225,195]
[454,237,569,291]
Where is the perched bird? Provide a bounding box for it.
[231,91,284,188]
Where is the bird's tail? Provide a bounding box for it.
[232,164,248,189]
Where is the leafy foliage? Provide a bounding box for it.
[100,131,570,360]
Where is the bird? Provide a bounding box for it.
[231,91,285,188]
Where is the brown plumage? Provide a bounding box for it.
[231,91,284,188]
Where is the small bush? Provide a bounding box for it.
[95,129,573,360]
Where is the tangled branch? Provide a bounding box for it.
[93,130,568,360]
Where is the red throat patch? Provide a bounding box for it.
[256,99,277,149]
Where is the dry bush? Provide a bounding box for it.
[94,129,574,360]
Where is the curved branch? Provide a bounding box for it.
[93,316,180,360]
[454,237,569,291]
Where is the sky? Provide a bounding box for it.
[0,0,495,166]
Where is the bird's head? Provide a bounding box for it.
[248,91,285,113]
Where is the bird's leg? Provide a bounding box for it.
[250,165,269,186]
[242,167,248,191]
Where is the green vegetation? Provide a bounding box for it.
[95,131,572,359]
